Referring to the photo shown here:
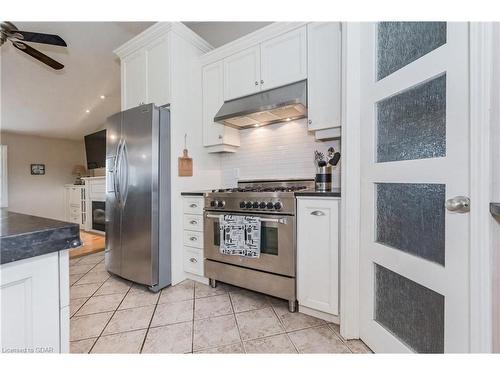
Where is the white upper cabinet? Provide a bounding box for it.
[146,35,171,108]
[122,50,147,110]
[203,60,240,148]
[307,22,342,132]
[223,45,261,101]
[118,31,172,110]
[260,26,307,91]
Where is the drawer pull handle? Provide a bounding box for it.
[310,210,325,216]
[189,220,198,225]
[189,257,197,263]
[189,203,198,208]
[190,236,197,241]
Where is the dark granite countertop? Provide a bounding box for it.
[0,209,81,265]
[295,188,341,197]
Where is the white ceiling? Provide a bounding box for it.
[0,21,271,141]
[183,22,272,48]
[1,22,153,140]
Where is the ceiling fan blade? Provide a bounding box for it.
[15,30,67,47]
[12,41,64,70]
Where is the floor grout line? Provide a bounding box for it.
[85,276,132,353]
[190,283,196,353]
[139,292,161,353]
[227,291,245,353]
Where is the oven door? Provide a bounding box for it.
[204,211,295,277]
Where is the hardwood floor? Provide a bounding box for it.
[70,231,105,259]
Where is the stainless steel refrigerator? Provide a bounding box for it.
[104,104,171,292]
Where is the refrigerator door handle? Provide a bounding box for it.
[115,139,123,204]
[121,141,130,207]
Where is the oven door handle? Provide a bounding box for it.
[205,213,288,224]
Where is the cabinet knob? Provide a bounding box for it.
[189,257,198,263]
[190,236,197,241]
[254,81,259,86]
[310,210,325,216]
[260,80,264,84]
[189,220,198,225]
[189,203,197,208]
[308,119,312,125]
[218,134,223,139]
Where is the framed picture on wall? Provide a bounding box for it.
[31,164,45,175]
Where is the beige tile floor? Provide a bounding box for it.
[69,251,372,354]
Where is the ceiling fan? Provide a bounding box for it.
[0,21,67,70]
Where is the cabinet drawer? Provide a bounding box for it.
[183,230,203,249]
[183,247,203,276]
[183,197,204,215]
[183,214,203,232]
[70,206,80,216]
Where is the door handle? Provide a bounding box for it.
[310,210,325,216]
[121,142,129,207]
[445,196,470,213]
[114,140,123,203]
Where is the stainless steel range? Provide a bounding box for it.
[204,179,314,312]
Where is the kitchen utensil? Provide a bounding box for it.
[178,134,193,177]
[329,152,341,166]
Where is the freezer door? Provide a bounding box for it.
[120,104,159,286]
[105,112,123,276]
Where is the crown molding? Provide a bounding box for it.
[200,22,308,65]
[114,22,213,58]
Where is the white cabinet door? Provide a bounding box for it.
[297,198,340,315]
[203,61,240,148]
[307,22,341,131]
[1,252,61,353]
[122,50,147,110]
[146,35,171,107]
[260,27,307,91]
[224,45,261,100]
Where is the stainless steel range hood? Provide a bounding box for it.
[214,80,307,129]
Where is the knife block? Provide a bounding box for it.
[178,149,193,177]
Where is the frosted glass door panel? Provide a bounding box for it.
[377,22,447,80]
[376,183,445,265]
[375,264,444,353]
[377,74,446,163]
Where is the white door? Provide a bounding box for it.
[359,22,470,353]
[223,45,261,100]
[260,26,307,91]
[122,50,147,110]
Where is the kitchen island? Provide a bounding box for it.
[0,209,81,353]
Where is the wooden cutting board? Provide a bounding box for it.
[178,149,193,177]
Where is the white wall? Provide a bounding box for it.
[490,22,500,353]
[219,119,341,187]
[0,131,85,220]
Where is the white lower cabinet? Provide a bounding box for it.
[0,250,70,353]
[297,197,340,320]
[182,196,206,282]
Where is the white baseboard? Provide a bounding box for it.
[184,273,209,285]
[299,305,340,324]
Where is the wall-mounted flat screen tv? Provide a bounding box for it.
[84,129,106,169]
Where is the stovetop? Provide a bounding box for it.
[205,179,315,215]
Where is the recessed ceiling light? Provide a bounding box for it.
[85,109,90,113]
[286,118,291,121]
[254,124,260,127]
[100,95,106,100]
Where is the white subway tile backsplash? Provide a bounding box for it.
[220,119,341,187]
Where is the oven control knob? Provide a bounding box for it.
[210,200,216,207]
[274,201,283,210]
[266,202,274,209]
[259,202,266,209]
[217,200,225,208]
[252,202,259,209]
[245,201,253,209]
[239,201,246,209]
